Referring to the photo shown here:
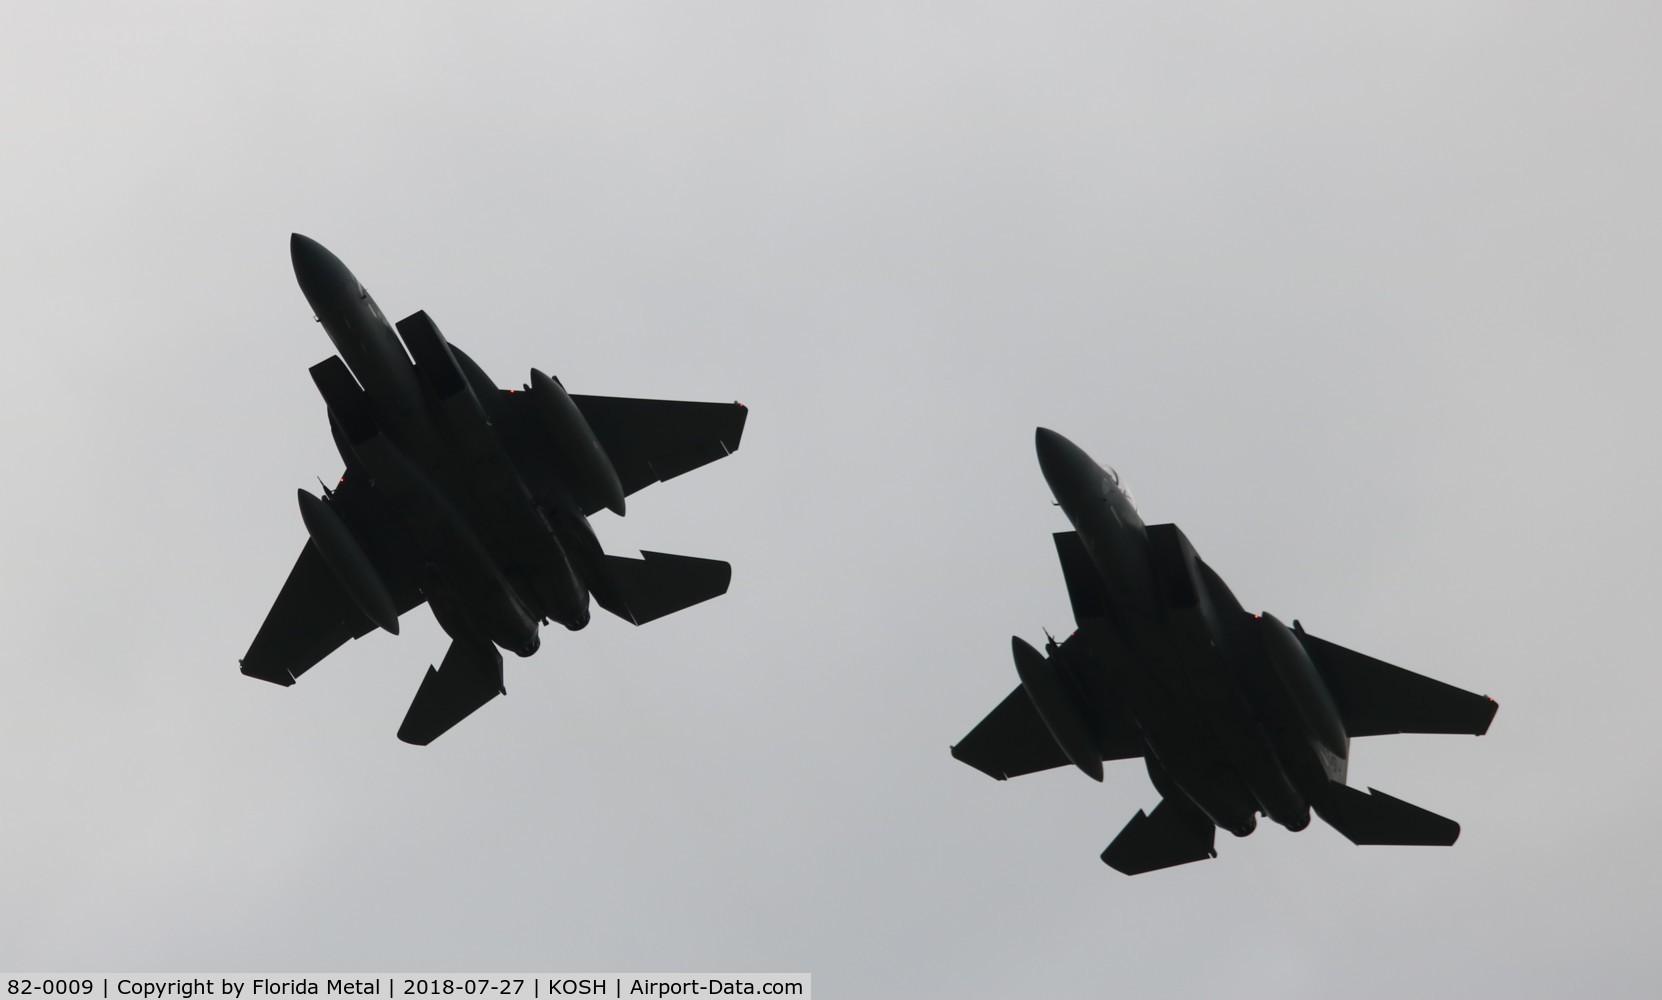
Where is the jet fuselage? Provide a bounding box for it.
[244,236,746,744]
[291,233,430,442]
[290,234,597,656]
[954,430,1494,870]
[1034,428,1337,838]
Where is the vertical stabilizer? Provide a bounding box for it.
[397,639,505,745]
[1101,798,1218,875]
[592,550,732,626]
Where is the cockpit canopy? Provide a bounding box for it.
[1103,465,1137,511]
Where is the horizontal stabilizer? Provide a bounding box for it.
[397,639,505,746]
[1301,632,1498,737]
[1101,798,1218,875]
[593,550,732,626]
[1315,784,1460,846]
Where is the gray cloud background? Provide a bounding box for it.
[2,2,1657,995]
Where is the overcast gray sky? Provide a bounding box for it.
[3,2,1659,996]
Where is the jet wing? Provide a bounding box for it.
[952,634,1144,780]
[240,479,425,686]
[570,394,747,503]
[953,685,1075,779]
[1300,632,1499,737]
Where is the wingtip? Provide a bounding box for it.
[950,743,1012,781]
[238,658,296,687]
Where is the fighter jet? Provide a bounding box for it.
[952,429,1497,874]
[241,235,747,744]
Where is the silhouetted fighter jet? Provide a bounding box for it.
[241,235,746,744]
[953,429,1496,874]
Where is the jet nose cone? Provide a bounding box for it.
[1034,426,1070,459]
[1034,427,1099,499]
[289,233,352,307]
[289,232,326,270]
